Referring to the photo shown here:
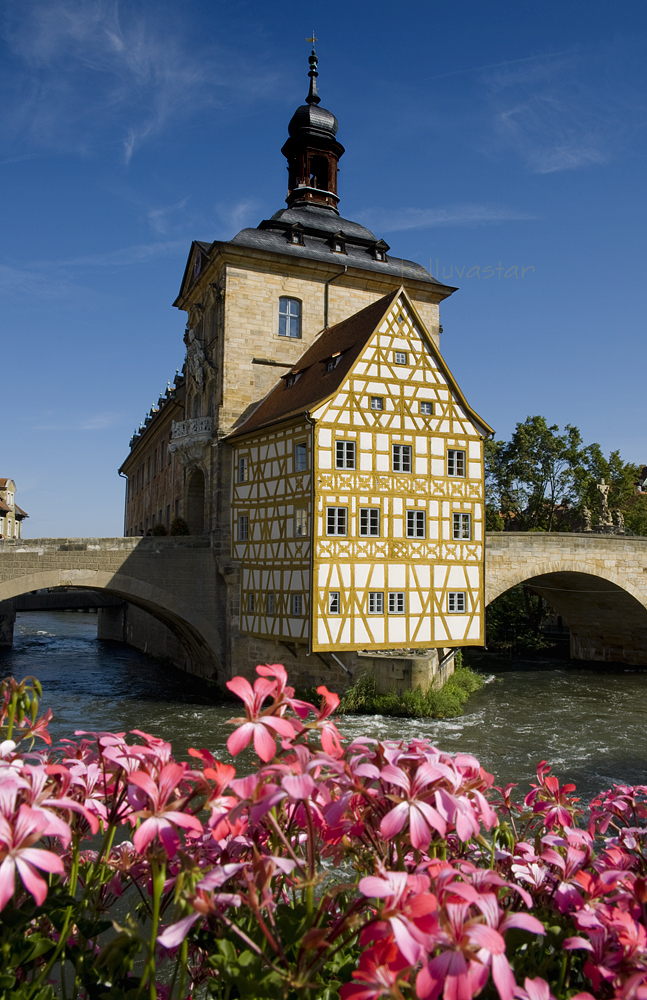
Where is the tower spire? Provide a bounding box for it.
[305,33,320,105]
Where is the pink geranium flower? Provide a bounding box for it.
[0,803,65,909]
[128,762,203,857]
[340,939,410,1000]
[379,762,447,850]
[226,672,296,762]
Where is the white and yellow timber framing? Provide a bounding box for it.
[230,288,493,653]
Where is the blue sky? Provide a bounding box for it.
[2,0,646,537]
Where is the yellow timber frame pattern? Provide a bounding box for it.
[231,420,312,643]
[310,293,486,652]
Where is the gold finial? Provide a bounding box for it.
[306,32,318,47]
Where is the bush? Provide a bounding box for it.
[151,523,168,535]
[170,516,190,535]
[0,669,645,1000]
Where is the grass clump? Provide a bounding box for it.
[337,654,484,719]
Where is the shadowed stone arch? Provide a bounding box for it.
[0,538,223,681]
[486,533,647,666]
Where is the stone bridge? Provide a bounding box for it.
[0,532,646,679]
[486,532,647,665]
[0,537,224,680]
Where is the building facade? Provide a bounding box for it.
[0,480,27,540]
[117,48,492,684]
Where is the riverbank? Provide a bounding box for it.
[337,658,484,718]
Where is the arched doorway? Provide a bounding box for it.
[186,469,206,535]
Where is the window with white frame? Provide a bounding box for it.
[394,351,408,365]
[368,592,384,614]
[359,508,380,536]
[393,444,412,472]
[238,456,248,482]
[406,510,425,538]
[448,592,466,613]
[294,508,308,536]
[335,440,355,469]
[447,449,466,477]
[370,396,384,411]
[238,515,249,541]
[420,401,433,415]
[294,443,307,472]
[267,593,275,615]
[389,592,405,614]
[291,594,303,616]
[326,507,347,535]
[278,297,301,338]
[247,593,255,613]
[452,512,471,539]
[329,591,340,614]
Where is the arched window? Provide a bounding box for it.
[278,297,301,339]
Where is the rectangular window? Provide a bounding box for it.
[291,594,303,616]
[389,592,405,614]
[238,456,248,482]
[420,401,433,415]
[238,515,249,541]
[247,593,255,613]
[294,508,308,536]
[294,443,307,472]
[326,507,347,535]
[370,396,384,411]
[166,505,170,529]
[335,440,355,469]
[448,592,466,613]
[447,449,466,477]
[406,510,425,538]
[393,444,412,472]
[153,450,157,478]
[368,592,384,614]
[359,508,380,536]
[158,509,163,527]
[174,499,179,519]
[278,297,302,338]
[394,351,408,364]
[267,593,275,615]
[329,591,340,614]
[452,512,471,539]
[147,458,151,483]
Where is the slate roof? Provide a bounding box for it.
[227,290,400,438]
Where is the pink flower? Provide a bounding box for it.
[514,977,556,1000]
[128,763,203,857]
[359,870,437,965]
[226,673,296,762]
[0,804,64,909]
[379,762,447,850]
[311,685,344,757]
[340,940,410,1000]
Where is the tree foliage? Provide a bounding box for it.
[486,415,647,533]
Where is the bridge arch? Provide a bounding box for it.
[0,567,223,682]
[485,545,647,666]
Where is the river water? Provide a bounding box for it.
[2,611,647,803]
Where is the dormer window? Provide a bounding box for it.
[371,239,389,262]
[325,354,341,373]
[287,224,305,246]
[285,371,302,388]
[330,232,346,254]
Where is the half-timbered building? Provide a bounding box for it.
[116,45,493,685]
[228,288,492,656]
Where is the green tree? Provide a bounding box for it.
[486,416,584,531]
[485,417,647,534]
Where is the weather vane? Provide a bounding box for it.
[306,32,318,47]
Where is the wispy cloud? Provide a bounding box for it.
[216,198,262,237]
[357,204,536,233]
[147,198,188,235]
[60,239,186,267]
[1,0,282,163]
[29,412,120,431]
[482,46,647,173]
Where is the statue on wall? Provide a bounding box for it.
[614,509,626,534]
[597,478,613,528]
[581,506,592,532]
[185,328,205,389]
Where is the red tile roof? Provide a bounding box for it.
[227,290,399,438]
